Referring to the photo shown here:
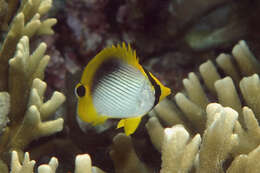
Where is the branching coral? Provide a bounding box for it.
[10,151,105,173]
[0,34,65,165]
[0,0,65,172]
[0,0,56,90]
[7,103,260,173]
[143,40,260,172]
[160,103,260,173]
[150,40,260,154]
[11,151,35,173]
[2,1,259,172]
[132,103,260,173]
[4,76,64,153]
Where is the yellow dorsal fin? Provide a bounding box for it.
[117,117,142,136]
[81,42,143,85]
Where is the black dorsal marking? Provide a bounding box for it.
[143,67,161,108]
[91,58,120,92]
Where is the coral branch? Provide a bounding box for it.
[0,0,55,91]
[183,72,209,109]
[9,104,63,150]
[199,60,221,94]
[215,77,242,115]
[240,74,260,118]
[175,93,205,132]
[232,107,260,155]
[154,99,185,127]
[8,36,50,123]
[37,157,58,173]
[110,133,151,173]
[232,40,260,76]
[10,151,35,173]
[160,125,201,173]
[145,116,164,151]
[216,53,240,84]
[0,92,10,133]
[75,154,106,173]
[75,154,92,173]
[198,103,239,173]
[227,145,260,173]
[29,79,65,120]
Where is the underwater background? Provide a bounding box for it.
[1,0,260,172]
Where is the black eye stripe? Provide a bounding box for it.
[76,85,86,97]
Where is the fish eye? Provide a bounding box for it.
[75,84,86,98]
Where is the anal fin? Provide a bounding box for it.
[117,117,142,136]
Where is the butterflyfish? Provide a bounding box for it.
[75,43,171,136]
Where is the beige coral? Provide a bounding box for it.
[160,125,201,173]
[227,145,260,173]
[0,0,56,90]
[2,2,260,171]
[151,40,260,157]
[135,103,260,173]
[10,151,106,173]
[110,104,260,173]
[9,103,260,173]
[0,36,65,171]
[7,78,64,151]
[75,154,106,173]
[0,92,10,133]
[0,0,64,171]
[144,40,260,172]
[110,133,151,173]
[197,104,239,173]
[8,36,50,123]
[11,151,35,173]
[232,106,260,155]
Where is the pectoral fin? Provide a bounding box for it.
[117,117,142,136]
